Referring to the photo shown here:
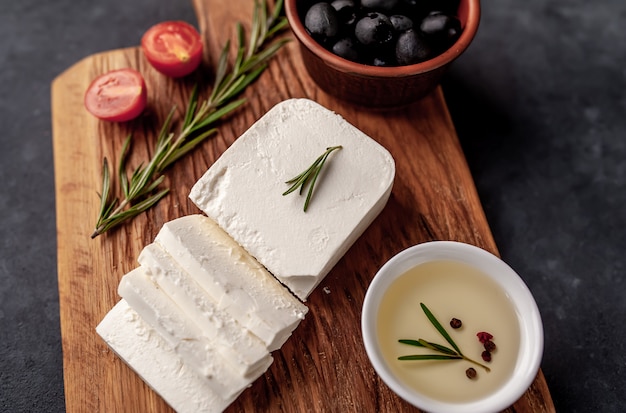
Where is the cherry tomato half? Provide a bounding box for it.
[141,21,203,78]
[84,68,147,122]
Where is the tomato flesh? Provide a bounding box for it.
[84,68,147,122]
[141,21,203,78]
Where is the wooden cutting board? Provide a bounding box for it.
[51,0,555,411]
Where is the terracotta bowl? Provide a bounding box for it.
[285,0,481,108]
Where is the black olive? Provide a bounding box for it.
[331,0,358,27]
[332,37,360,61]
[419,13,461,51]
[304,2,340,43]
[361,0,399,12]
[389,14,413,32]
[395,29,431,65]
[355,12,395,48]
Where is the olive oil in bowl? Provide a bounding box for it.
[361,241,543,413]
[377,260,520,403]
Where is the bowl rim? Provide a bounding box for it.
[361,241,544,413]
[284,0,482,77]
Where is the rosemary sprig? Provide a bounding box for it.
[91,0,289,238]
[398,303,491,372]
[92,146,170,237]
[282,145,342,212]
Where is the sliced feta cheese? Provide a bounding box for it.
[189,98,395,300]
[154,214,308,351]
[96,299,240,413]
[118,267,269,399]
[138,242,271,377]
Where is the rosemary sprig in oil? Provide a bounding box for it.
[91,0,289,238]
[282,145,342,212]
[398,303,491,372]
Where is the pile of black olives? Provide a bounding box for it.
[302,0,462,66]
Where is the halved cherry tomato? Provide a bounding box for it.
[141,21,203,78]
[84,68,147,122]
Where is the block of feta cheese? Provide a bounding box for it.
[138,242,271,377]
[189,98,395,300]
[96,299,241,413]
[154,214,308,351]
[118,267,270,399]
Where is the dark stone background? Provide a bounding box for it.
[1,0,624,411]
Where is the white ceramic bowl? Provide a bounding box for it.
[361,241,543,413]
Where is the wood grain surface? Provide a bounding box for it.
[51,0,555,411]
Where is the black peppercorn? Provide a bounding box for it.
[449,318,462,329]
[465,367,477,379]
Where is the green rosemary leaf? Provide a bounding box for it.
[398,339,425,347]
[137,174,166,198]
[96,163,117,226]
[211,41,231,101]
[215,74,248,105]
[420,302,463,355]
[240,39,289,73]
[283,146,342,211]
[298,167,317,195]
[226,66,267,99]
[303,153,330,211]
[283,159,321,194]
[129,188,170,212]
[129,163,145,186]
[165,128,218,166]
[267,17,289,38]
[236,22,246,59]
[249,2,263,57]
[235,24,246,69]
[97,159,112,219]
[118,135,132,198]
[157,107,177,148]
[398,355,462,361]
[284,150,327,189]
[127,163,155,200]
[418,339,458,356]
[283,172,307,188]
[182,86,199,131]
[270,0,284,25]
[245,11,261,58]
[101,198,118,222]
[95,189,169,235]
[398,339,457,357]
[188,98,247,134]
[416,338,440,352]
[91,161,118,238]
[113,189,168,221]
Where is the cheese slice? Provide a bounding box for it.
[118,267,269,399]
[96,299,241,413]
[189,98,395,300]
[138,242,272,377]
[154,214,308,351]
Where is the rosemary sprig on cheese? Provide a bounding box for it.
[283,145,342,212]
[91,0,289,238]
